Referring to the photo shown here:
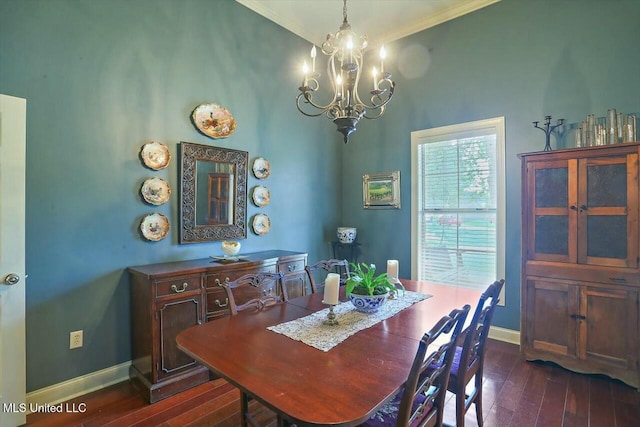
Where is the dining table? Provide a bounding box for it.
[176,279,482,426]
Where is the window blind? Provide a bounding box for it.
[417,135,497,290]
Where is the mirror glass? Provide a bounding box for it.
[179,141,248,243]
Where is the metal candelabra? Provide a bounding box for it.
[533,115,565,151]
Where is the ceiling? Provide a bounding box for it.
[235,0,500,48]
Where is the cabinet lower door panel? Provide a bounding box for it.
[158,298,202,380]
[582,287,638,368]
[526,279,578,357]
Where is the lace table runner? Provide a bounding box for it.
[267,291,432,352]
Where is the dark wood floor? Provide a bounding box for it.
[24,339,639,427]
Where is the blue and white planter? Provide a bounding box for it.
[349,292,389,313]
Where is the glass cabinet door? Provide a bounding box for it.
[526,159,578,262]
[577,154,638,268]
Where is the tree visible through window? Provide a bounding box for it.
[411,118,505,292]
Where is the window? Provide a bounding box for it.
[411,117,505,298]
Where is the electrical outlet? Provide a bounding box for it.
[69,330,83,349]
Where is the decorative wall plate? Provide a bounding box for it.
[252,185,271,207]
[140,141,171,170]
[140,212,170,241]
[252,213,271,235]
[191,103,237,139]
[141,177,171,205]
[252,157,271,179]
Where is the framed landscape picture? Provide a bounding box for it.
[363,171,401,209]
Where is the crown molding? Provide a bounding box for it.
[381,0,501,43]
[235,0,501,46]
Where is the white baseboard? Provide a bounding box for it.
[488,325,520,345]
[26,361,131,411]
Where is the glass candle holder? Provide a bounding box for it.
[594,124,606,146]
[623,114,637,143]
[586,115,596,146]
[606,109,618,144]
[574,127,583,147]
[618,112,625,143]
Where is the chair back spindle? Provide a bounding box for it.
[222,272,287,316]
[364,304,470,427]
[304,259,350,294]
[449,278,505,427]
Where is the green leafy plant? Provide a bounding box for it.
[345,262,399,296]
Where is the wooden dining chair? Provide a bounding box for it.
[443,279,505,427]
[304,258,350,294]
[222,272,288,427]
[222,271,288,315]
[363,304,471,427]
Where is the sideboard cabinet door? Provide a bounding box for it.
[156,297,204,381]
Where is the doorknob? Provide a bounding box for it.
[2,273,20,286]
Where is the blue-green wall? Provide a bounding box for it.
[0,0,341,392]
[342,0,640,331]
[1,0,639,392]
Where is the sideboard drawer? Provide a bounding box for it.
[155,276,201,299]
[206,287,231,320]
[278,259,305,275]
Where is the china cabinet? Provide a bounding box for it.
[129,250,308,402]
[520,142,640,389]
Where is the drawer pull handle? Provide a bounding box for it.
[171,283,188,293]
[570,314,586,320]
[215,298,229,308]
[288,265,295,272]
[215,278,230,287]
[609,277,626,282]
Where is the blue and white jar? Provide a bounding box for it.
[337,227,357,244]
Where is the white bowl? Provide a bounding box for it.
[337,227,357,244]
[221,240,241,256]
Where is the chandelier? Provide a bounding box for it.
[295,0,395,143]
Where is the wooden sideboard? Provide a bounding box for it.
[128,250,308,402]
[520,143,640,389]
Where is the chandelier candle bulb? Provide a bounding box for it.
[324,273,340,305]
[387,260,399,281]
[302,61,309,87]
[372,67,378,90]
[311,45,316,72]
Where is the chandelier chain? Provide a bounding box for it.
[343,0,348,24]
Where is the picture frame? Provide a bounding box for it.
[363,171,401,209]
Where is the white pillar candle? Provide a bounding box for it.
[324,273,340,305]
[387,260,399,281]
